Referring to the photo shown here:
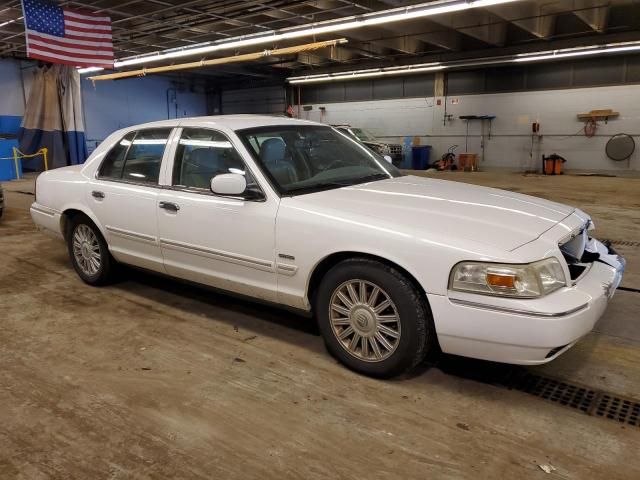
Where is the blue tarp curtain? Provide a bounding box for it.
[18,64,88,170]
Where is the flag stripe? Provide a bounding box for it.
[28,51,114,68]
[64,9,111,23]
[29,39,113,57]
[65,24,112,35]
[65,19,112,31]
[64,12,111,26]
[64,30,113,40]
[28,49,115,65]
[28,30,112,47]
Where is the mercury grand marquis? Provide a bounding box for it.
[30,115,625,377]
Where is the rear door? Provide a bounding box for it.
[88,127,173,272]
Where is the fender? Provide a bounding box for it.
[59,202,108,240]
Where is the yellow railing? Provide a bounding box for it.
[0,147,48,179]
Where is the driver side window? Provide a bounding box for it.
[172,128,253,190]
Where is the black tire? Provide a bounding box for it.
[66,215,115,286]
[315,258,436,378]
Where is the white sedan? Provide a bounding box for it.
[31,115,625,377]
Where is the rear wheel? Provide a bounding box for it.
[315,258,435,378]
[67,216,115,285]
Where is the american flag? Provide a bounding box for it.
[22,0,114,68]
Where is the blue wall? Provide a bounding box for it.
[81,76,208,153]
[0,58,208,155]
[0,58,26,135]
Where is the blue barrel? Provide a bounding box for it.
[411,145,431,170]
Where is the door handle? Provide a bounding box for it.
[159,201,180,212]
[92,190,105,199]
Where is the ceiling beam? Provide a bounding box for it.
[374,19,462,51]
[296,46,356,66]
[428,10,509,47]
[573,0,610,32]
[486,0,575,39]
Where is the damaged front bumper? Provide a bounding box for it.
[429,237,625,365]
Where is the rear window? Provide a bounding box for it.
[98,128,171,184]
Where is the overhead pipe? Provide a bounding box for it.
[88,38,348,82]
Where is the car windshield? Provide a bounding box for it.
[237,125,402,195]
[351,128,378,142]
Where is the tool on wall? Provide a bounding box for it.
[459,115,495,163]
[529,121,542,170]
[576,109,619,138]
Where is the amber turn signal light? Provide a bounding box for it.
[486,273,516,289]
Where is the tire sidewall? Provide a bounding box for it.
[316,259,429,378]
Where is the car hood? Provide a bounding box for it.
[292,175,574,251]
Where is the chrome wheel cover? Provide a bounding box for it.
[329,279,401,362]
[72,224,101,276]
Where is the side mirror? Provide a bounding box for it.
[383,155,393,164]
[210,173,247,196]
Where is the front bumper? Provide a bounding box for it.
[429,241,625,365]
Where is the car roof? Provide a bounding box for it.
[124,114,326,132]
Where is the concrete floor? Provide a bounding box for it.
[1,172,639,479]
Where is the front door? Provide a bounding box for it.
[156,127,279,301]
[88,127,172,272]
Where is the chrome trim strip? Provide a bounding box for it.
[449,298,589,318]
[160,238,274,272]
[106,226,157,244]
[31,205,58,217]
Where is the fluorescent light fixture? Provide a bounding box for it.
[179,139,232,148]
[0,17,21,28]
[288,63,445,84]
[76,66,104,74]
[513,41,640,62]
[78,0,523,74]
[287,40,640,84]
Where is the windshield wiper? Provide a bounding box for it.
[284,174,391,195]
[285,181,352,194]
[350,172,390,184]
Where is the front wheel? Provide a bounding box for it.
[315,258,436,378]
[67,216,115,286]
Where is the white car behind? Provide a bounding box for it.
[31,115,625,377]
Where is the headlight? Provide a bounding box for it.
[449,258,566,298]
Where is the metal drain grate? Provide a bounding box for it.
[437,358,640,428]
[504,372,640,427]
[603,239,640,248]
[594,395,640,426]
[508,374,596,412]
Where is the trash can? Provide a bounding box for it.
[411,145,431,170]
